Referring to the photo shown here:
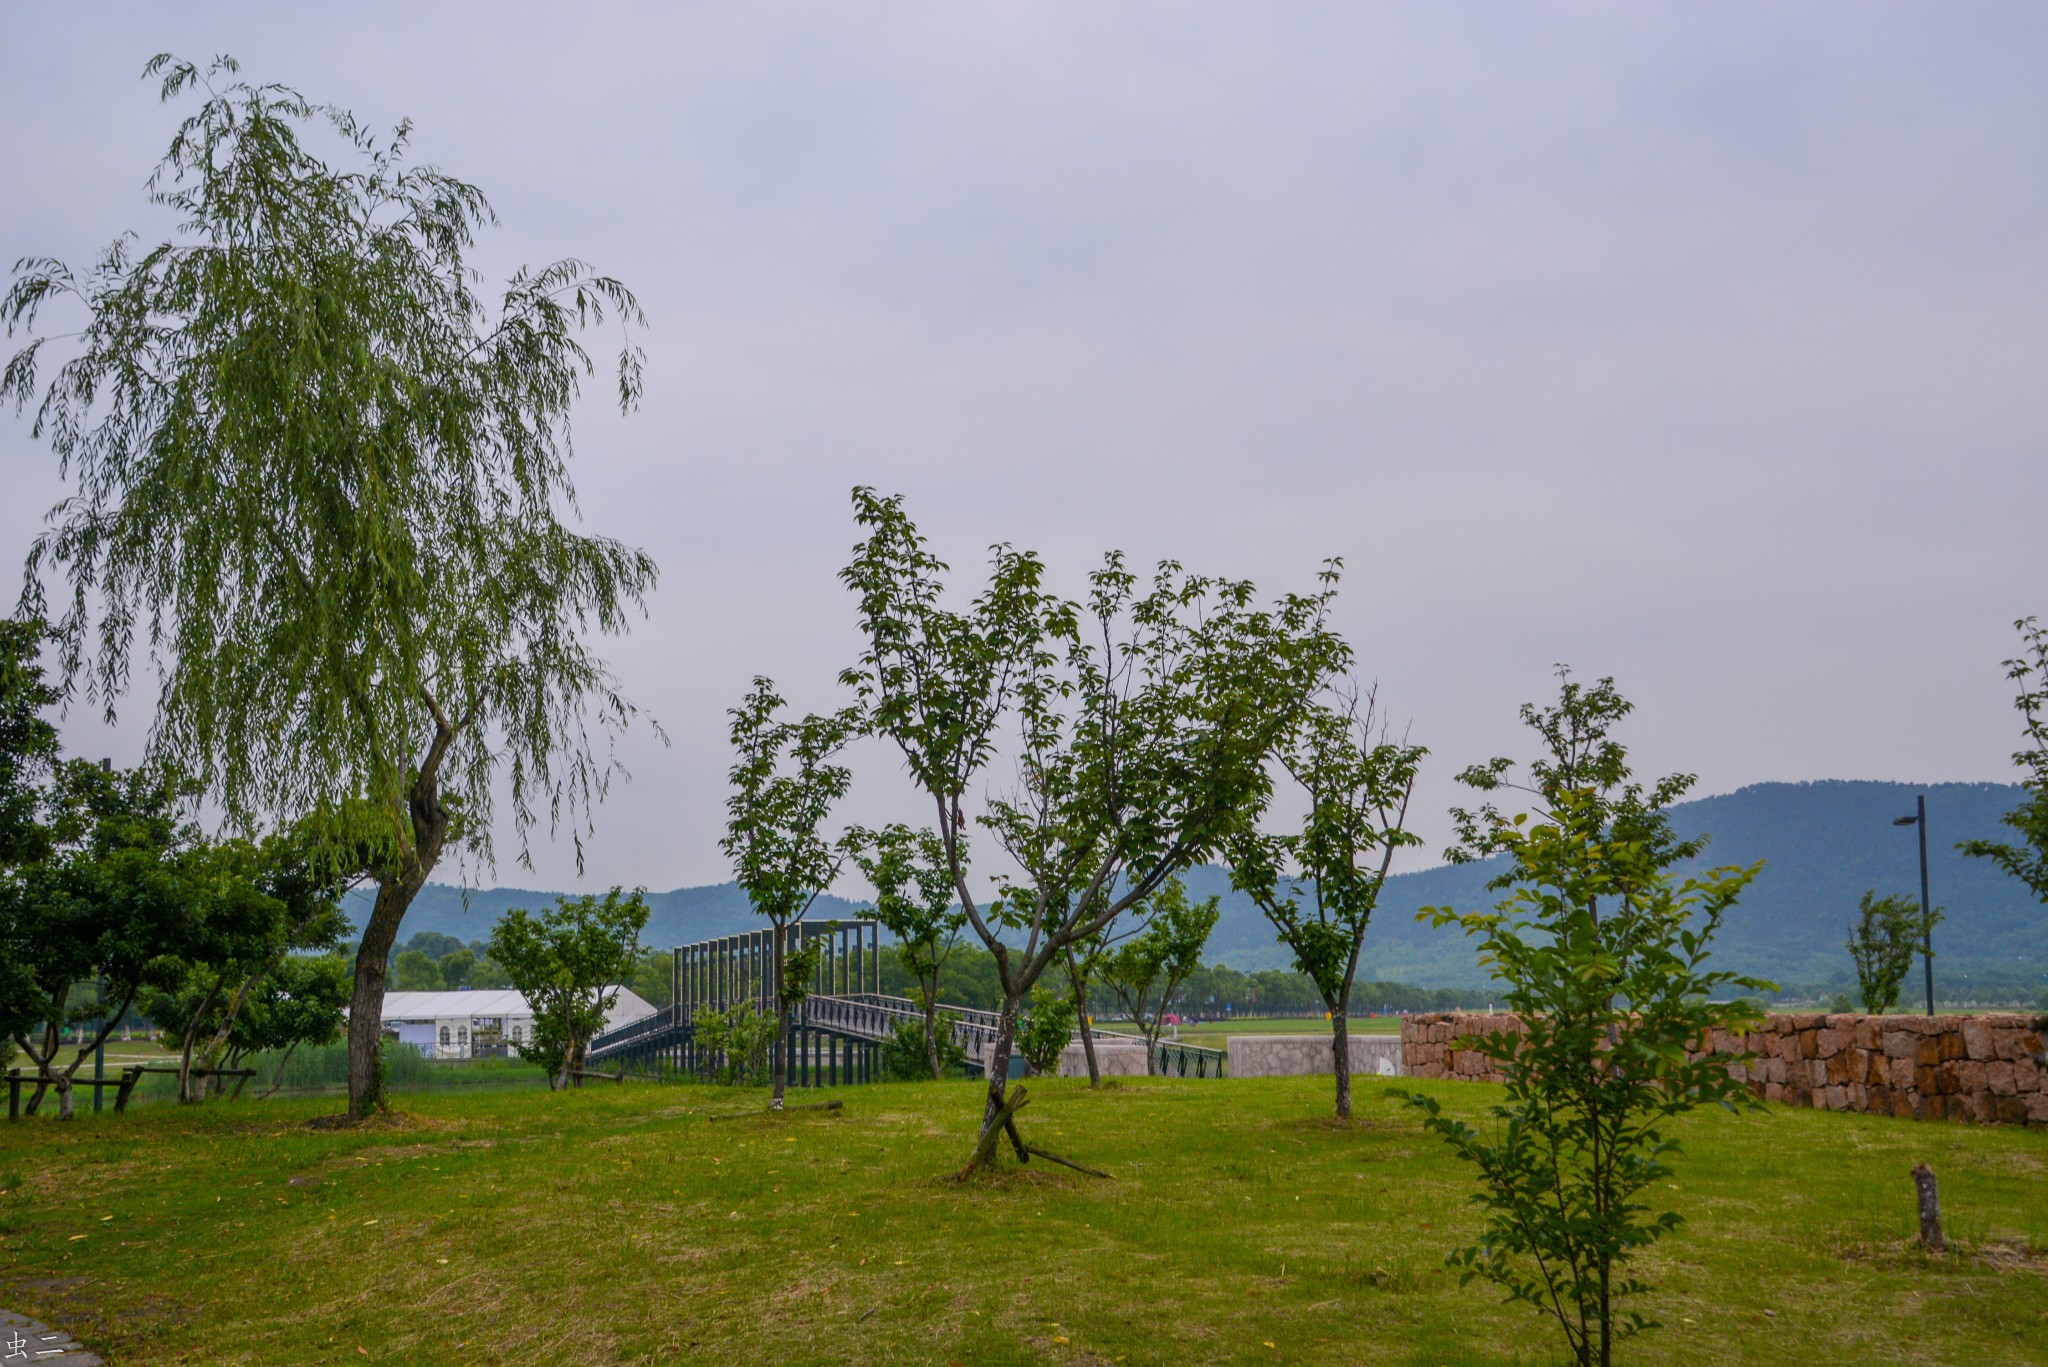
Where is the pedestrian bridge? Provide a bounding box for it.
[584,920,1225,1085]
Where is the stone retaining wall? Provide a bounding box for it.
[1399,1011,2048,1126]
[1055,1043,1148,1078]
[1227,1033,1404,1079]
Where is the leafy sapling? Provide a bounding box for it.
[840,489,1344,1169]
[851,823,967,1080]
[1231,684,1423,1117]
[721,678,859,1111]
[1404,671,1774,1367]
[489,889,649,1090]
[1017,987,1077,1076]
[1846,890,1940,1016]
[1961,616,2048,905]
[1098,878,1221,1068]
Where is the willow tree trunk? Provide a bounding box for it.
[345,772,451,1120]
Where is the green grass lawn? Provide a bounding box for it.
[1,1076,2042,1366]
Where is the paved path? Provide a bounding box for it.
[0,1310,100,1365]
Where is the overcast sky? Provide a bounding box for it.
[4,4,2045,895]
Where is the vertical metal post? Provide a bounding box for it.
[94,971,105,1114]
[1917,793,1935,1017]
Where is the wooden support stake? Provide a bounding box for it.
[1021,1146,1113,1180]
[955,1086,1029,1179]
[1912,1163,1944,1253]
[114,1067,142,1115]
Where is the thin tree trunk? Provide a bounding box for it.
[261,1038,303,1099]
[1330,1001,1352,1119]
[922,983,943,1081]
[974,993,1022,1163]
[1065,946,1100,1086]
[771,926,788,1110]
[178,973,228,1105]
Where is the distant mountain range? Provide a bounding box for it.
[346,780,2047,998]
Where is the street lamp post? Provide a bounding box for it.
[1893,794,1934,1017]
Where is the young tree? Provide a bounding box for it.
[3,760,210,1118]
[1016,987,1077,1076]
[437,948,477,990]
[389,951,442,992]
[1961,616,2048,904]
[2,55,657,1120]
[721,678,858,1110]
[1097,877,1221,1065]
[242,953,353,1097]
[1405,672,1773,1367]
[840,489,1344,1167]
[488,889,649,1089]
[851,823,967,1080]
[691,1000,777,1086]
[1846,890,1939,1015]
[1230,686,1424,1117]
[139,826,351,1101]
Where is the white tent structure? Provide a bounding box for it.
[371,987,658,1061]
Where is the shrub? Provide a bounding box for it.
[1016,987,1075,1076]
[692,1002,776,1086]
[881,1013,967,1081]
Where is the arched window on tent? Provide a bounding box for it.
[439,1025,450,1047]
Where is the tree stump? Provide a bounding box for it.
[1911,1163,1944,1253]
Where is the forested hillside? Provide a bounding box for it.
[349,780,2048,1002]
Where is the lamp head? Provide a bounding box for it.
[1893,816,1919,827]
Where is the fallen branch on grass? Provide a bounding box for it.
[1020,1145,1112,1179]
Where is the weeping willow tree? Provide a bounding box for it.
[1,55,658,1118]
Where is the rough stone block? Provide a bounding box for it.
[1988,1061,2017,1096]
[1914,1038,1943,1066]
[1961,1019,1996,1060]
[1883,1031,1919,1060]
[1957,1060,1987,1093]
